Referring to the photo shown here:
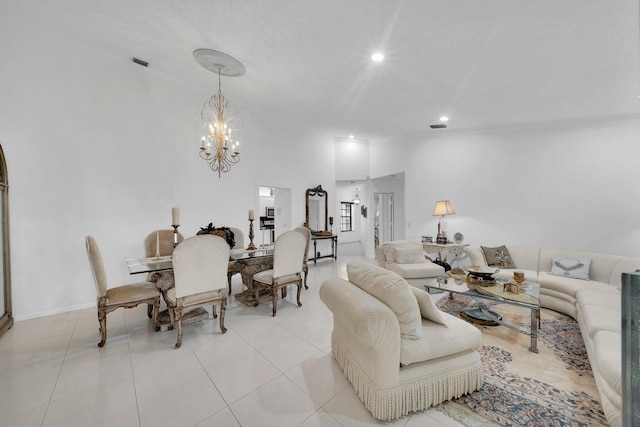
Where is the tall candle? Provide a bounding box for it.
[248,209,254,220]
[156,231,160,258]
[172,207,180,226]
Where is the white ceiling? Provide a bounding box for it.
[13,0,640,140]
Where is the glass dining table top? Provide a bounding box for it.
[126,245,274,274]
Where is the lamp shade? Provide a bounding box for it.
[433,200,455,216]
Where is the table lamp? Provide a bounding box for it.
[433,200,455,244]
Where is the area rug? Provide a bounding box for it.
[435,294,608,426]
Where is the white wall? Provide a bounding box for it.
[0,14,335,320]
[404,116,640,257]
[335,138,369,181]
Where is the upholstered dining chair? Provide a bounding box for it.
[252,230,306,316]
[226,227,245,295]
[294,226,311,289]
[85,236,160,347]
[144,229,184,314]
[165,234,230,348]
[144,229,185,260]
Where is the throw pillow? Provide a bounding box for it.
[550,257,591,280]
[392,246,425,264]
[409,286,447,326]
[482,245,516,269]
[347,262,422,340]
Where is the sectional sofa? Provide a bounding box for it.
[464,244,640,427]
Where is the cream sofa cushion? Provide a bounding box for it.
[385,262,445,279]
[409,286,446,325]
[538,272,612,299]
[593,330,621,395]
[393,245,425,264]
[347,263,422,340]
[400,312,481,366]
[381,239,423,264]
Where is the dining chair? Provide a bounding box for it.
[226,227,245,295]
[294,226,311,289]
[85,236,160,347]
[165,234,230,348]
[252,230,306,316]
[144,229,185,315]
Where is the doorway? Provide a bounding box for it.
[374,193,394,248]
[257,186,292,246]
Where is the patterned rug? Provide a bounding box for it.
[435,294,608,426]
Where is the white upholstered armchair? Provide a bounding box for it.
[165,234,230,348]
[320,263,483,420]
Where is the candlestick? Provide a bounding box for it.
[172,207,180,226]
[172,225,180,248]
[248,209,255,220]
[247,219,257,251]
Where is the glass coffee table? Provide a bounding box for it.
[425,274,541,353]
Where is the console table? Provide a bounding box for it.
[311,234,337,264]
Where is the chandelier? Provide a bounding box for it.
[194,49,245,178]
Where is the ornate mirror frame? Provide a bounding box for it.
[305,185,328,234]
[0,144,11,337]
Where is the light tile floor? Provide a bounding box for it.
[0,255,464,427]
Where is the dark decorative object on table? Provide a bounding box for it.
[197,223,235,248]
[433,257,451,272]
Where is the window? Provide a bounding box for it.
[340,202,353,232]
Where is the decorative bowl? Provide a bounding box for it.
[465,265,499,278]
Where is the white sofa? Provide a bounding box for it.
[319,262,483,421]
[375,238,446,286]
[465,245,640,427]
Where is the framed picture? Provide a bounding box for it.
[266,207,274,217]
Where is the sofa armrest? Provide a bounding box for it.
[320,278,400,349]
[464,245,487,266]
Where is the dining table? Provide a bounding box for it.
[125,245,275,329]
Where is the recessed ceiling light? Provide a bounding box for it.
[348,135,355,139]
[439,116,449,122]
[371,53,384,62]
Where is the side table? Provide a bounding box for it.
[422,242,469,274]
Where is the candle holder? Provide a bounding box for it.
[329,216,334,234]
[247,219,257,251]
[172,225,180,248]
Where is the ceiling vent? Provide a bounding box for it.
[430,124,447,129]
[132,57,149,67]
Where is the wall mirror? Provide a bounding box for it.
[305,185,328,234]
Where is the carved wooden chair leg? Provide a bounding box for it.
[303,265,308,289]
[219,299,227,333]
[152,298,160,331]
[272,286,278,317]
[175,308,184,348]
[212,304,217,319]
[98,310,107,348]
[227,273,233,296]
[147,304,153,318]
[296,282,302,307]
